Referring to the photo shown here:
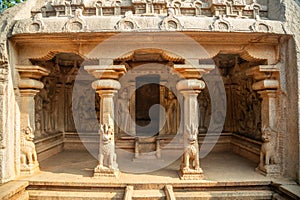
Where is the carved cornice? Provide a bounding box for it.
[12,16,286,35]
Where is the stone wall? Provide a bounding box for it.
[281,0,300,183]
[0,0,36,183]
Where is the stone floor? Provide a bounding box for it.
[24,150,275,184]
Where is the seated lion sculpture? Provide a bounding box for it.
[182,124,200,171]
[97,123,118,170]
[259,126,278,168]
[20,126,38,168]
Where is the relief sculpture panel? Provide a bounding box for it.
[34,53,99,136]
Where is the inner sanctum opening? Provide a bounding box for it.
[135,75,160,137]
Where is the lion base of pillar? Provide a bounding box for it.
[256,164,280,177]
[93,165,119,178]
[20,163,40,176]
[178,167,204,180]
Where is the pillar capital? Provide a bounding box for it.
[85,65,126,80]
[252,79,279,91]
[246,64,279,81]
[19,78,44,97]
[92,79,121,91]
[176,79,205,93]
[17,65,50,95]
[174,64,215,79]
[17,65,50,80]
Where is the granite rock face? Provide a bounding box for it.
[0,0,299,186]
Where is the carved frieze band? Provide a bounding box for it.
[10,0,286,34]
[12,13,284,35]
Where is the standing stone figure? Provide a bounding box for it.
[118,89,129,134]
[181,124,201,171]
[259,126,278,168]
[198,92,208,133]
[166,91,177,134]
[96,123,118,170]
[20,126,38,169]
[40,79,53,132]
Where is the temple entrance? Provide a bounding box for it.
[135,75,160,137]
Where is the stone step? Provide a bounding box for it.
[174,190,273,200]
[28,189,124,200]
[132,189,166,199]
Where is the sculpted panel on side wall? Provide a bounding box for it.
[197,56,262,141]
[34,54,100,136]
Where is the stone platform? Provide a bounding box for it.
[16,151,290,199]
[1,150,298,199]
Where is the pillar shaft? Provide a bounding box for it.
[176,79,205,180]
[258,90,278,130]
[17,65,50,176]
[247,65,280,177]
[85,65,125,178]
[19,90,39,130]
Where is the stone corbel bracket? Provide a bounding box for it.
[84,64,127,80]
[246,64,279,90]
[115,11,140,31]
[160,8,183,31]
[210,16,233,32]
[17,65,50,80]
[174,64,215,79]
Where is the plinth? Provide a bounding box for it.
[256,164,280,177]
[178,167,204,180]
[94,166,119,178]
[20,163,40,176]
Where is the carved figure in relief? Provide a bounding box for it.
[259,126,278,168]
[118,89,129,134]
[20,126,38,168]
[40,79,53,132]
[166,91,177,134]
[182,124,200,171]
[97,123,118,169]
[198,91,208,133]
[35,93,43,136]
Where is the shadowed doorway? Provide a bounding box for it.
[135,75,160,137]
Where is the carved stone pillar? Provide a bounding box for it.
[17,65,50,175]
[176,79,205,180]
[247,65,280,177]
[85,64,126,178]
[174,64,214,180]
